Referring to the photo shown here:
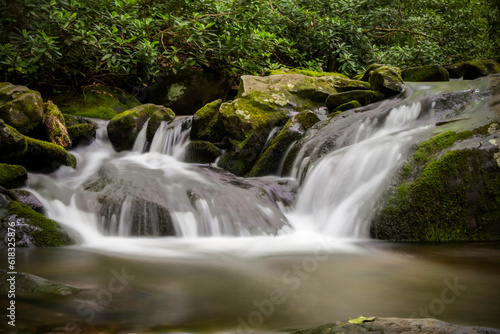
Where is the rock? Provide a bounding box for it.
[0,197,74,247]
[362,64,404,96]
[0,82,44,133]
[141,68,233,115]
[0,269,79,296]
[372,125,500,242]
[249,111,320,177]
[326,90,384,111]
[184,141,222,164]
[6,189,44,213]
[0,163,27,188]
[191,99,224,142]
[292,317,500,334]
[43,101,71,148]
[332,100,362,113]
[67,123,96,146]
[463,59,500,80]
[444,62,467,78]
[107,104,175,152]
[0,119,27,159]
[52,84,141,119]
[15,136,77,172]
[402,64,450,82]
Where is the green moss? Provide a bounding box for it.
[402,65,450,82]
[373,127,500,242]
[53,84,141,120]
[8,201,73,247]
[20,136,77,170]
[191,99,223,142]
[266,68,347,78]
[332,100,362,113]
[184,141,222,164]
[0,163,27,188]
[326,90,384,111]
[67,123,96,146]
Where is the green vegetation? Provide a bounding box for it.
[0,0,498,92]
[0,163,27,188]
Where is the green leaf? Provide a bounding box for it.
[348,316,375,324]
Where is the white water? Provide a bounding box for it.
[24,99,431,256]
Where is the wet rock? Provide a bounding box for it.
[326,90,384,111]
[15,136,77,172]
[292,317,500,334]
[190,99,224,142]
[6,189,44,213]
[402,64,450,82]
[67,123,96,146]
[445,62,467,79]
[249,111,320,177]
[43,101,71,148]
[184,141,222,164]
[52,84,141,120]
[0,269,79,296]
[0,196,74,247]
[331,100,362,113]
[0,163,27,188]
[0,82,44,134]
[107,104,175,152]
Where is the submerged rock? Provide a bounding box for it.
[0,194,74,247]
[0,82,45,134]
[292,317,500,334]
[402,64,450,82]
[107,104,175,152]
[0,269,80,296]
[53,84,141,119]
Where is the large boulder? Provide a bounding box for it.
[0,163,27,188]
[361,64,404,96]
[52,84,141,120]
[184,141,222,164]
[402,64,450,82]
[292,317,500,334]
[107,104,175,152]
[0,119,27,159]
[43,101,71,148]
[248,110,320,177]
[0,194,74,247]
[0,82,44,133]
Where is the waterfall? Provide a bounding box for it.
[287,101,432,238]
[150,117,191,159]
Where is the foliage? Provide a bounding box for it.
[0,0,497,91]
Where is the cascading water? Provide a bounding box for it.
[288,102,432,238]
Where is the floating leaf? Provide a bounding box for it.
[348,316,376,324]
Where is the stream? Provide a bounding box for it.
[1,79,499,333]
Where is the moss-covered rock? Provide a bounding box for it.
[371,126,500,242]
[332,100,362,113]
[52,84,141,119]
[463,59,500,80]
[16,136,77,172]
[265,68,348,78]
[191,99,224,142]
[5,189,44,213]
[0,163,27,188]
[67,123,96,146]
[402,64,450,82]
[362,64,404,96]
[43,101,71,148]
[0,82,44,133]
[248,110,320,177]
[107,104,175,152]
[0,197,74,247]
[325,90,384,111]
[184,141,222,164]
[444,62,467,79]
[0,119,27,160]
[0,269,80,296]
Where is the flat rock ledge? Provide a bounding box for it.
[292,317,500,334]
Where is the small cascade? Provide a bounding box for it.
[132,120,149,153]
[150,117,192,159]
[288,101,432,238]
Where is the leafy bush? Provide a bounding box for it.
[0,0,497,92]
